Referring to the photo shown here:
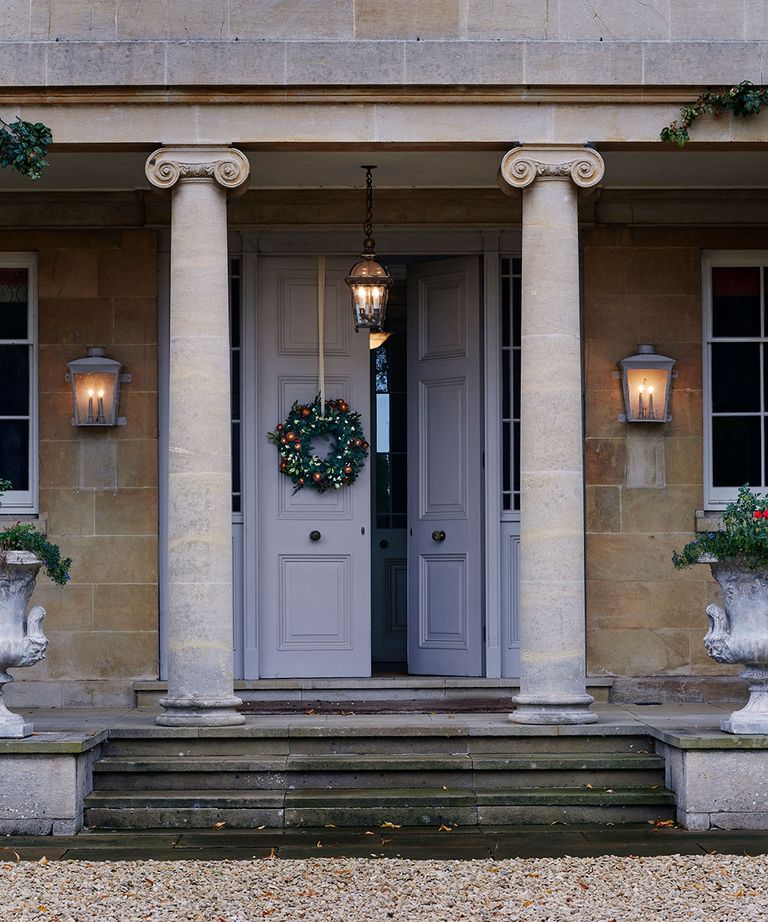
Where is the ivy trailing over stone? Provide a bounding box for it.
[0,480,72,586]
[661,81,768,147]
[0,116,52,180]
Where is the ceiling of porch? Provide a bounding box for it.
[0,150,767,191]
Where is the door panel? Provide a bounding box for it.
[258,256,371,677]
[407,257,483,676]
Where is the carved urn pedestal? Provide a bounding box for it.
[0,551,48,738]
[704,558,768,734]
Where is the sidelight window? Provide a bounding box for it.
[0,255,37,514]
[704,253,768,507]
[501,256,521,515]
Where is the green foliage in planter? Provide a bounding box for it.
[0,524,72,587]
[0,117,52,180]
[661,81,768,147]
[0,480,71,586]
[673,485,768,570]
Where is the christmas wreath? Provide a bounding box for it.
[267,396,369,494]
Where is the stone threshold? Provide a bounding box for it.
[135,677,614,691]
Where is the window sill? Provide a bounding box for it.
[695,509,723,533]
[0,514,47,535]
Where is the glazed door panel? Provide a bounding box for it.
[257,256,371,677]
[407,257,483,676]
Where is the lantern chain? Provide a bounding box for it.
[363,165,375,247]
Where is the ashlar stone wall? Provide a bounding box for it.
[2,229,158,707]
[583,226,768,685]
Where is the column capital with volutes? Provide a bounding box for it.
[498,144,605,195]
[145,145,250,195]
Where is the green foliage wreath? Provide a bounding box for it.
[0,117,52,180]
[267,396,369,494]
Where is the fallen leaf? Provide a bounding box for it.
[381,822,401,829]
[304,709,316,715]
[522,900,534,908]
[524,872,540,878]
[380,837,393,846]
[438,824,452,832]
[0,848,20,863]
[364,831,376,836]
[341,711,356,717]
[267,847,277,859]
[38,857,48,865]
[257,825,266,830]
[605,789,614,794]
[653,819,676,828]
[585,784,593,789]
[324,823,337,829]
[316,841,322,848]
[728,890,745,897]
[212,822,226,829]
[578,881,590,891]
[38,907,48,914]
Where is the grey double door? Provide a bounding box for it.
[256,255,482,678]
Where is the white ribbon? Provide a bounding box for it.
[317,255,326,417]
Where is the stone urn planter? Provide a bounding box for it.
[0,550,48,738]
[703,557,768,734]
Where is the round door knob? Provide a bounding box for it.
[309,530,322,542]
[379,539,389,549]
[431,530,447,543]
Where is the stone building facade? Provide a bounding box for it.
[1,1,767,718]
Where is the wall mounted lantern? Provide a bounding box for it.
[618,344,676,423]
[66,347,131,427]
[345,165,392,332]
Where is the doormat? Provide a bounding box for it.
[238,698,514,715]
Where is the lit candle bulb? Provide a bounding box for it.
[96,388,105,424]
[637,380,645,419]
[648,385,655,419]
[86,388,94,423]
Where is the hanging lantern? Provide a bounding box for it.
[618,344,676,423]
[66,347,131,427]
[345,165,392,332]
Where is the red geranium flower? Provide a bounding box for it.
[755,510,764,519]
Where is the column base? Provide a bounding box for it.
[509,693,598,725]
[156,695,246,728]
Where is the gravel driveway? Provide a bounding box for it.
[2,855,767,921]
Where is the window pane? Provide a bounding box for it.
[229,270,240,349]
[513,421,520,494]
[501,275,510,346]
[0,345,29,415]
[391,453,406,515]
[512,275,522,348]
[375,453,391,518]
[502,420,511,494]
[711,342,760,412]
[0,268,28,340]
[513,348,521,419]
[712,266,760,337]
[502,348,510,419]
[0,419,29,490]
[388,333,406,393]
[713,416,761,488]
[231,421,241,497]
[230,349,240,421]
[389,393,406,454]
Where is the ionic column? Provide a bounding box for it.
[498,145,604,725]
[146,146,250,727]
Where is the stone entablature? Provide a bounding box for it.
[0,39,763,89]
[4,1,764,44]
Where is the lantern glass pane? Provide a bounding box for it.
[0,345,29,415]
[624,367,670,421]
[713,416,761,487]
[72,371,118,425]
[712,266,760,337]
[711,342,760,412]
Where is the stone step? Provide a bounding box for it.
[84,787,675,830]
[103,732,657,758]
[91,752,666,791]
